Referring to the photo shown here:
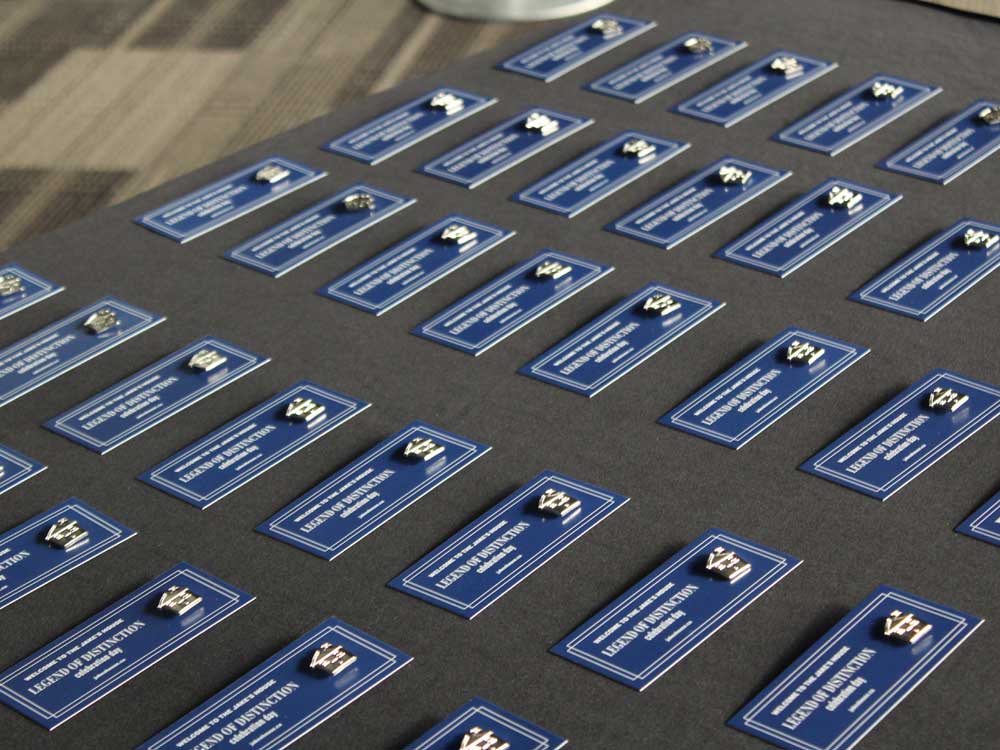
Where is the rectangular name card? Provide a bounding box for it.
[224,184,414,277]
[140,617,411,750]
[956,490,1000,547]
[404,698,567,750]
[552,528,800,690]
[389,471,629,619]
[514,131,689,217]
[499,14,655,82]
[413,250,613,356]
[140,381,369,509]
[609,157,790,249]
[318,215,514,315]
[135,157,325,243]
[0,563,253,730]
[729,585,982,750]
[323,87,496,165]
[0,264,63,321]
[258,422,491,561]
[714,178,900,277]
[879,99,1000,184]
[420,107,592,189]
[775,74,941,156]
[586,32,747,104]
[675,50,837,127]
[662,327,869,449]
[520,282,724,397]
[801,369,1000,500]
[850,219,1000,321]
[0,443,45,497]
[0,499,134,611]
[46,337,268,454]
[0,297,164,409]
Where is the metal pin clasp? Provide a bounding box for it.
[187,348,228,373]
[683,36,713,54]
[884,610,932,644]
[403,437,445,462]
[44,518,89,551]
[461,727,511,750]
[785,340,825,365]
[705,547,752,582]
[718,165,752,185]
[343,192,376,212]
[871,81,904,100]
[0,273,24,297]
[524,111,560,136]
[440,223,478,247]
[977,105,1000,125]
[643,292,681,316]
[827,185,863,210]
[589,17,623,38]
[927,386,968,413]
[535,260,571,280]
[621,137,656,162]
[428,91,465,115]
[963,227,999,250]
[84,308,119,334]
[309,642,357,676]
[770,55,804,78]
[255,164,291,184]
[157,586,202,616]
[285,396,326,423]
[537,488,581,518]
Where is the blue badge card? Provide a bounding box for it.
[319,215,514,315]
[850,219,1000,321]
[420,108,592,189]
[0,499,134,611]
[135,157,325,243]
[586,32,747,104]
[323,87,497,165]
[0,443,45,497]
[499,14,655,82]
[389,471,629,619]
[0,297,164,409]
[729,585,982,750]
[46,337,268,454]
[775,74,940,156]
[675,50,836,127]
[0,563,253,730]
[956,490,1000,547]
[225,184,414,277]
[413,250,613,356]
[663,327,869,449]
[140,381,369,509]
[552,529,800,690]
[0,264,63,321]
[259,422,491,561]
[140,617,411,750]
[520,282,724,397]
[714,178,900,277]
[514,131,689,218]
[802,369,1000,500]
[404,698,567,750]
[609,157,790,249]
[879,99,1000,184]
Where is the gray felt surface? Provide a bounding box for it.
[0,0,998,747]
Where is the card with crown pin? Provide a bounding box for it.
[405,697,566,750]
[0,443,45,497]
[956,488,1000,547]
[134,157,326,242]
[139,381,369,509]
[0,563,253,730]
[0,264,63,322]
[729,585,982,750]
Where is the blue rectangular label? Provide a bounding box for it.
[0,563,253,730]
[420,108,592,189]
[879,99,1000,184]
[675,50,837,127]
[318,215,515,315]
[775,74,940,156]
[514,131,689,217]
[729,585,982,750]
[413,250,614,356]
[135,157,325,243]
[850,219,1000,321]
[499,14,655,82]
[225,184,415,277]
[0,297,165,409]
[323,87,497,165]
[956,490,1000,547]
[0,264,63,321]
[520,282,724,397]
[258,422,491,561]
[0,443,45,497]
[388,471,629,619]
[140,617,411,750]
[663,327,869,449]
[714,178,900,277]
[405,698,567,750]
[586,32,747,104]
[608,156,790,249]
[0,499,134,611]
[140,381,370,509]
[552,528,800,690]
[46,337,268,454]
[801,369,1000,500]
